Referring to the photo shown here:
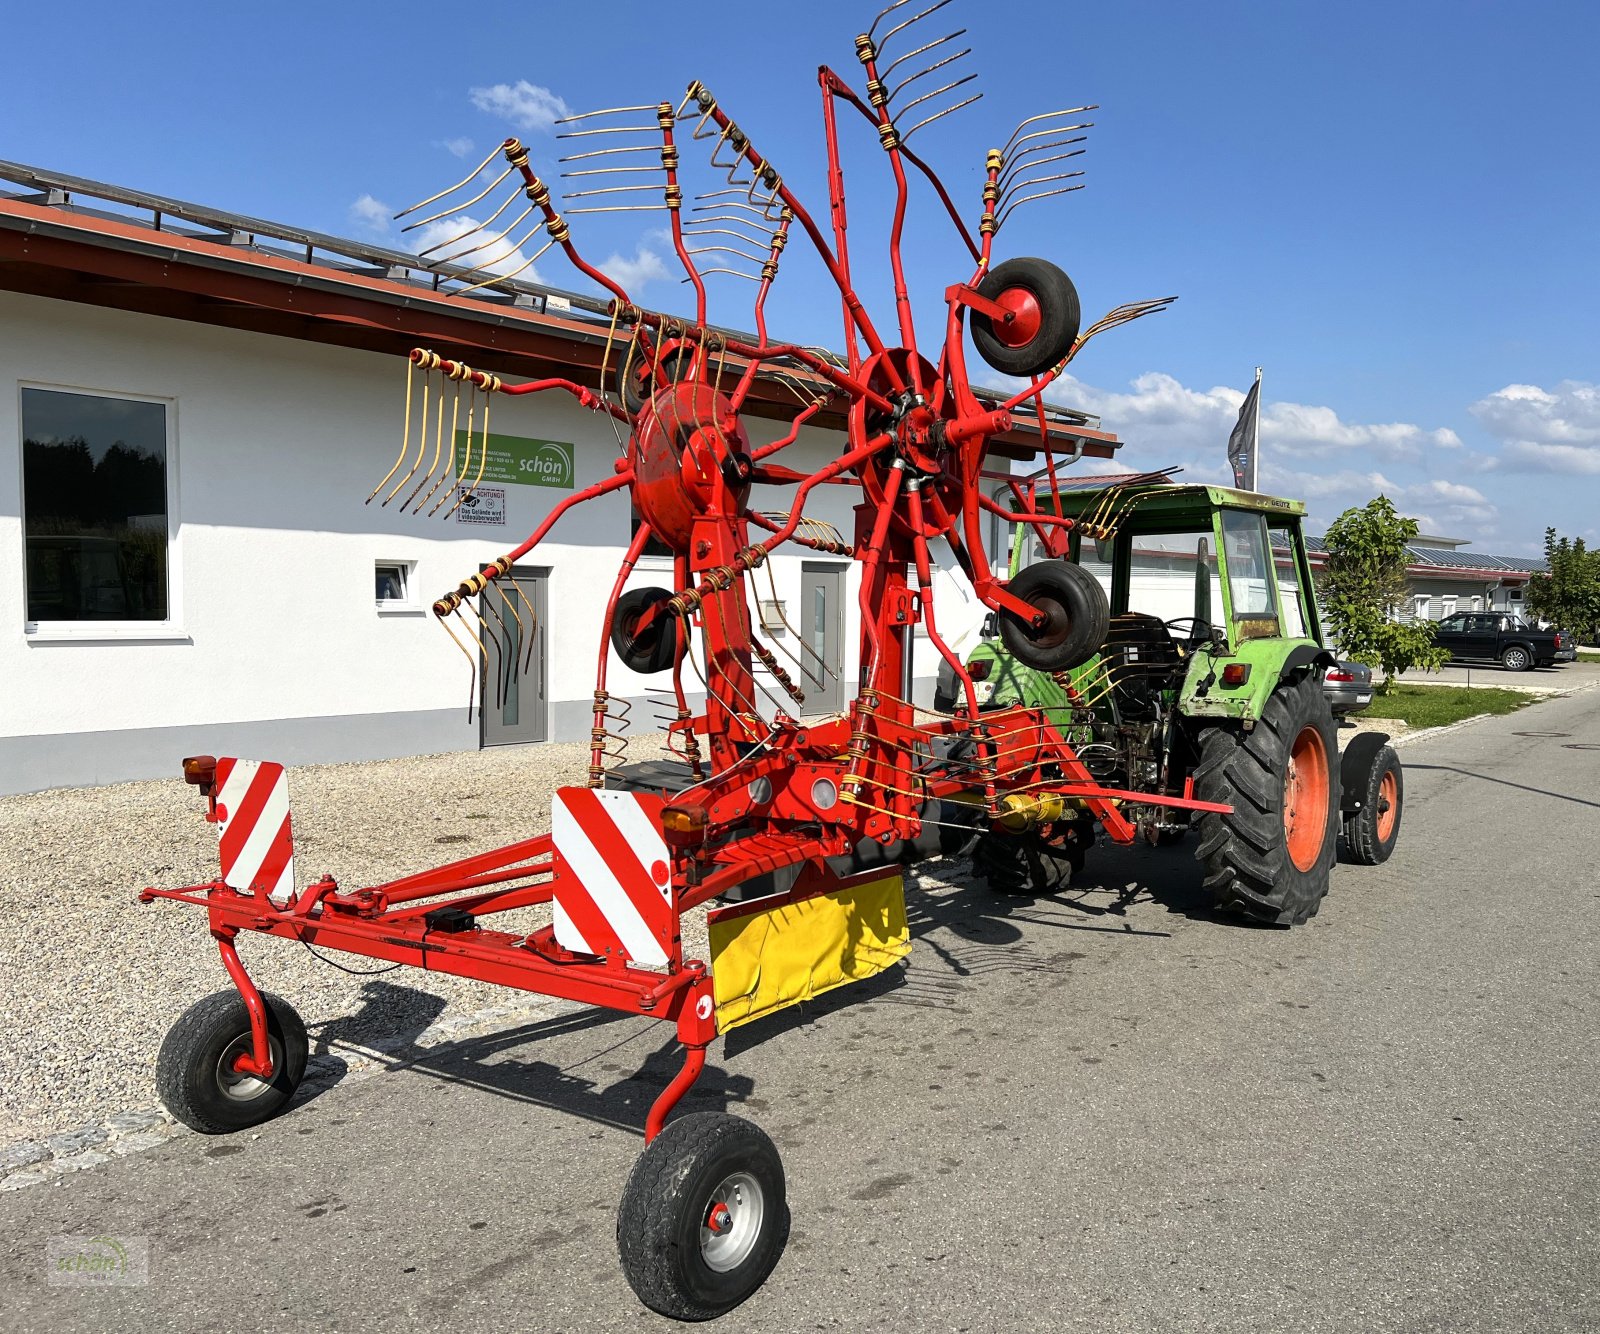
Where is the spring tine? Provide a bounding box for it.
[563,182,668,199]
[887,44,971,103]
[684,238,772,263]
[479,590,511,710]
[431,386,472,517]
[880,27,965,81]
[367,354,415,504]
[901,92,982,140]
[430,205,535,268]
[868,0,920,41]
[414,378,462,514]
[566,204,672,215]
[1000,107,1096,160]
[560,164,665,179]
[687,267,760,283]
[395,144,504,219]
[418,186,523,258]
[382,363,432,505]
[451,235,557,296]
[506,575,540,676]
[400,371,452,510]
[687,210,773,231]
[999,169,1086,203]
[875,0,955,51]
[998,145,1087,196]
[558,143,660,163]
[894,72,978,122]
[555,104,662,123]
[401,166,516,234]
[438,611,479,721]
[555,124,658,139]
[994,183,1085,229]
[445,381,492,518]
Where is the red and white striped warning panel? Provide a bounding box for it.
[213,758,296,905]
[551,788,673,966]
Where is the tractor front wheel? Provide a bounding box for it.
[1193,674,1338,926]
[1342,743,1403,865]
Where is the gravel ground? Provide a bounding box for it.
[0,734,704,1150]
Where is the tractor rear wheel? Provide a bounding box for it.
[1193,673,1338,926]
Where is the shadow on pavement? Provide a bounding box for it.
[1405,763,1600,810]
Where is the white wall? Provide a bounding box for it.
[1,292,973,790]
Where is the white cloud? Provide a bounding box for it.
[1470,380,1600,474]
[348,194,392,239]
[1041,371,1460,464]
[469,80,570,133]
[408,214,543,285]
[598,245,669,295]
[442,136,476,159]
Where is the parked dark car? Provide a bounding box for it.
[1322,660,1374,716]
[1432,612,1568,671]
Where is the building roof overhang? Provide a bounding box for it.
[0,174,1118,463]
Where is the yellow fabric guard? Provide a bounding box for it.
[708,873,910,1032]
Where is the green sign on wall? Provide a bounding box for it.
[453,432,575,489]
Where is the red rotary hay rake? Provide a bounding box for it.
[142,2,1214,1317]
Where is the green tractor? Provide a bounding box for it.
[941,477,1403,925]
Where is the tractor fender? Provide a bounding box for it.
[1279,644,1337,681]
[1339,731,1393,815]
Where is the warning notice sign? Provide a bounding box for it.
[452,485,506,526]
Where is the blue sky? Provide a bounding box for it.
[6,1,1596,552]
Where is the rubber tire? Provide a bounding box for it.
[1342,743,1403,865]
[1192,674,1339,926]
[1501,645,1531,672]
[155,989,308,1134]
[970,257,1082,379]
[998,560,1110,673]
[973,822,1092,896]
[618,346,697,417]
[611,586,678,674]
[618,1112,789,1321]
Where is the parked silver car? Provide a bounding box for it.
[1323,660,1374,716]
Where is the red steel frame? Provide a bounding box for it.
[142,50,1221,1141]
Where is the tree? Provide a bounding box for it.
[1526,528,1600,640]
[1320,495,1449,691]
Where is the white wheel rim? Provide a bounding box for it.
[216,1032,280,1102]
[700,1170,765,1272]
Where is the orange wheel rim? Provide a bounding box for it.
[1376,769,1398,843]
[1283,725,1330,873]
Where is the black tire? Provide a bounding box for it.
[998,560,1110,673]
[973,821,1092,896]
[1500,645,1531,672]
[1342,743,1402,865]
[611,586,678,674]
[618,1112,788,1321]
[970,257,1081,379]
[155,989,308,1134]
[1192,674,1339,926]
[617,346,697,417]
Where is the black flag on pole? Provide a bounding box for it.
[1227,378,1260,489]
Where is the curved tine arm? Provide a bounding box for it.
[993,183,1084,231]
[999,108,1097,161]
[997,142,1087,195]
[554,104,660,123]
[880,27,965,82]
[902,93,983,141]
[395,143,503,219]
[557,143,659,164]
[895,72,978,123]
[887,45,971,104]
[998,170,1086,205]
[874,0,955,50]
[402,166,514,233]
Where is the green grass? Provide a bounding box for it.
[1365,683,1533,731]
[1578,649,1600,663]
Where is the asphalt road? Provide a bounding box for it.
[3,690,1596,1333]
[1375,659,1600,694]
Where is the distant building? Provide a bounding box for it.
[1296,533,1545,623]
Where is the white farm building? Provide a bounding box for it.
[0,161,1117,795]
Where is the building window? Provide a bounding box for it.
[1441,595,1457,617]
[375,560,418,612]
[1470,595,1482,612]
[21,386,172,625]
[1414,595,1431,621]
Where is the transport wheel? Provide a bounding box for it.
[1342,744,1403,865]
[611,586,678,674]
[973,820,1092,896]
[618,1112,788,1321]
[998,560,1110,673]
[1192,673,1338,926]
[1500,645,1531,672]
[970,257,1081,379]
[156,989,308,1134]
[618,346,697,417]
